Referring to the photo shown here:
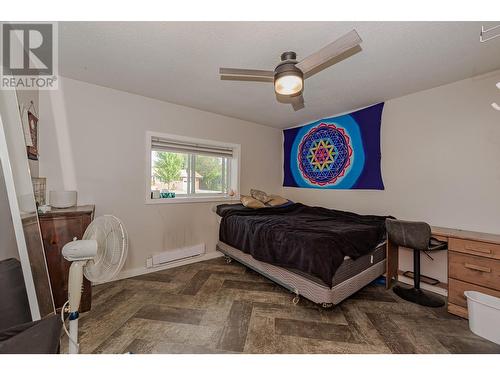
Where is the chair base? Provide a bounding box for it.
[393,285,445,307]
[402,271,440,286]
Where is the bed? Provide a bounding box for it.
[216,202,389,307]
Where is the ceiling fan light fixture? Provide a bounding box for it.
[274,61,304,96]
[274,72,303,96]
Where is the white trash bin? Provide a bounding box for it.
[464,291,500,345]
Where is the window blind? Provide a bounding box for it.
[151,137,234,158]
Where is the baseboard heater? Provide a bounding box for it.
[146,243,205,268]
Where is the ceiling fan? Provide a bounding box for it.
[219,29,362,111]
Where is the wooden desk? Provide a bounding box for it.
[386,226,500,318]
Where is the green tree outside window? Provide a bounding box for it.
[153,152,185,190]
[196,155,223,191]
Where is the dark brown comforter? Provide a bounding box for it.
[217,203,390,287]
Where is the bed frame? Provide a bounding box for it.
[216,241,386,307]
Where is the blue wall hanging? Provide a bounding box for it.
[283,102,384,189]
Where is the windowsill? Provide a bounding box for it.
[145,195,240,205]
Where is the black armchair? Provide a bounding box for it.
[0,258,61,354]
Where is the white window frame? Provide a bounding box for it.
[145,131,240,204]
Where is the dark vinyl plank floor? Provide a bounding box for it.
[65,257,500,354]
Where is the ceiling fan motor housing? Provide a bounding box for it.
[280,51,297,61]
[274,51,304,97]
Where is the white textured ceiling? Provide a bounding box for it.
[59,22,500,128]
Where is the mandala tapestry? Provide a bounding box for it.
[283,103,384,189]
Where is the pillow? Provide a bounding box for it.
[240,195,266,209]
[250,188,271,203]
[267,195,289,207]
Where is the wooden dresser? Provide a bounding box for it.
[436,227,500,319]
[39,205,95,312]
[386,226,500,319]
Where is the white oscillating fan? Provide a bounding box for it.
[61,215,128,354]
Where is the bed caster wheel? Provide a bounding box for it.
[224,256,232,264]
[292,294,300,305]
[321,303,333,309]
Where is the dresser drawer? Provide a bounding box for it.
[448,303,468,319]
[449,278,500,308]
[449,251,500,290]
[449,238,500,260]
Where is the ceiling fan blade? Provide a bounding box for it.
[219,68,274,82]
[290,95,305,111]
[296,30,362,75]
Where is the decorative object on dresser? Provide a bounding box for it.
[49,190,78,208]
[38,205,95,312]
[31,177,47,206]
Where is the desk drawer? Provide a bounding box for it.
[449,238,500,260]
[449,252,500,290]
[449,278,500,308]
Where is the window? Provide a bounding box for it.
[146,131,240,203]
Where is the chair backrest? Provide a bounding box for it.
[385,218,431,251]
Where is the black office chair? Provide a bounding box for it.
[385,218,447,307]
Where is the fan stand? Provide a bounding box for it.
[66,260,87,354]
[61,215,128,354]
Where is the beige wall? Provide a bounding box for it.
[284,70,500,284]
[37,70,500,285]
[39,77,282,276]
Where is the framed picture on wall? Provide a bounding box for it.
[26,111,39,160]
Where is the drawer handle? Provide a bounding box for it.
[464,263,491,273]
[464,245,492,254]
